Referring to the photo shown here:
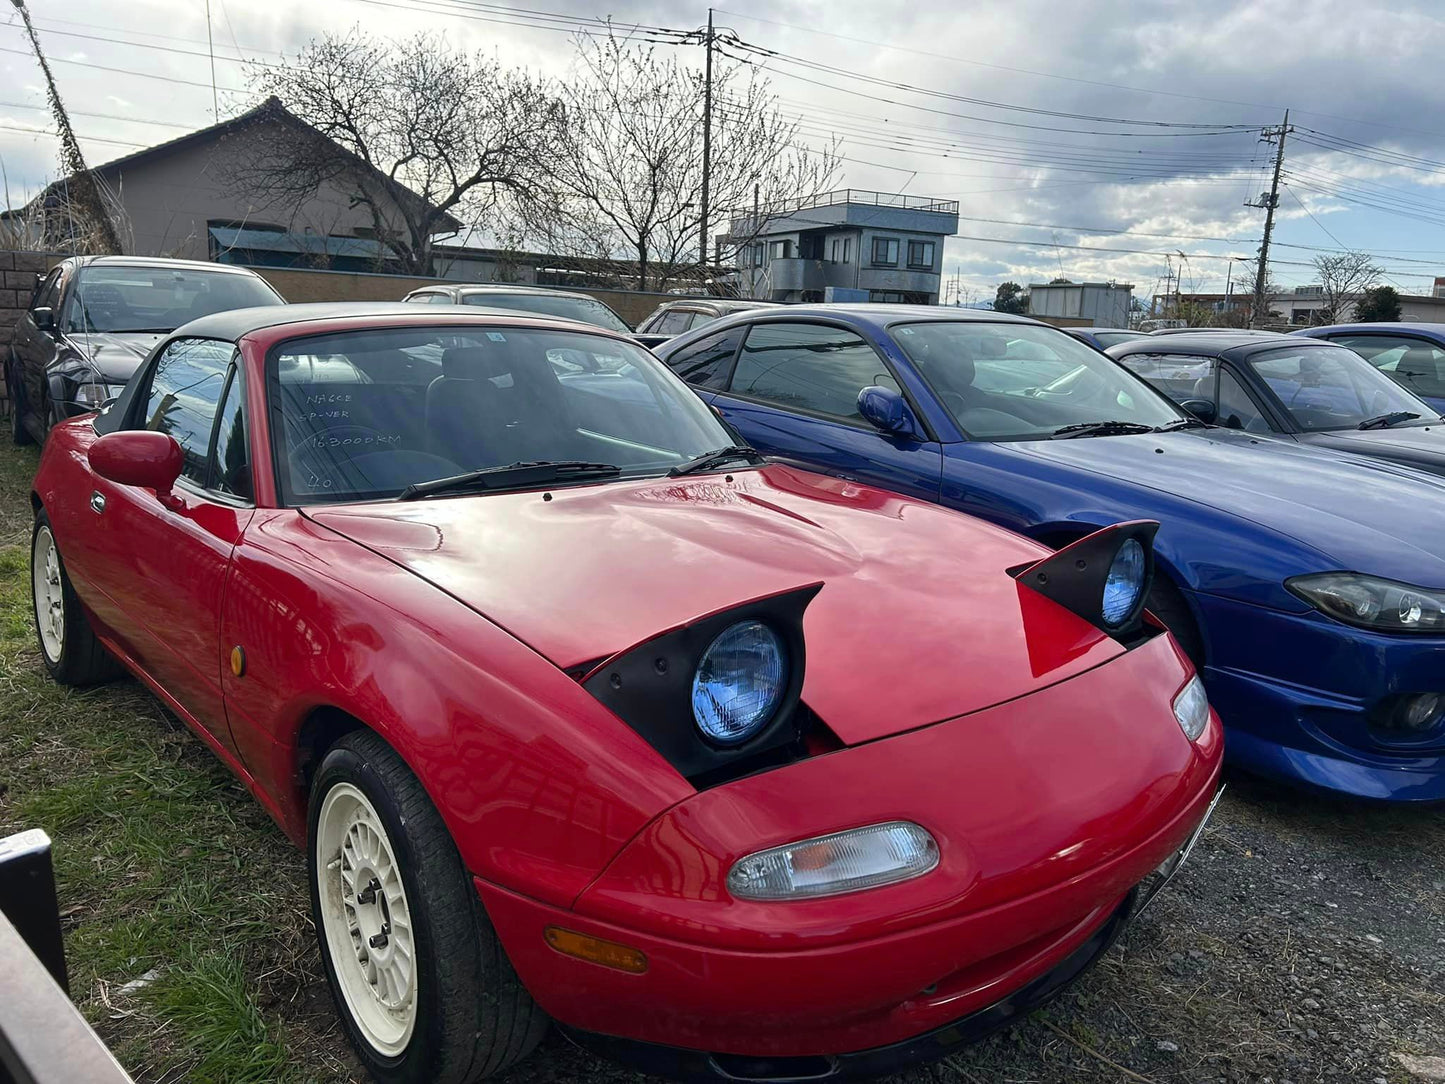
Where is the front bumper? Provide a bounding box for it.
[560,890,1137,1082]
[1190,590,1445,801]
[477,633,1221,1060]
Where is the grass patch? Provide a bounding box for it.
[0,442,352,1082]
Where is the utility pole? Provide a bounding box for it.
[204,0,219,120]
[1247,110,1291,329]
[698,8,714,271]
[10,0,122,254]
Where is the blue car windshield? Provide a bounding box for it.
[1246,346,1437,430]
[891,321,1183,440]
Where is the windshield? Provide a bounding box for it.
[460,292,632,333]
[270,325,731,504]
[891,321,1182,440]
[63,266,280,334]
[1246,345,1437,430]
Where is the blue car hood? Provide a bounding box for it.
[986,428,1445,593]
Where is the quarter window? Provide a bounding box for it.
[33,267,62,310]
[139,338,235,484]
[210,365,251,499]
[664,328,743,389]
[907,240,935,269]
[872,238,899,266]
[729,323,899,421]
[1217,368,1270,433]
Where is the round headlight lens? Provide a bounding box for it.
[1101,538,1146,627]
[692,621,787,745]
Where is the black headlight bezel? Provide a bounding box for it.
[582,584,824,786]
[1011,521,1160,640]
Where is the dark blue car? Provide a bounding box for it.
[658,305,1445,802]
[1291,323,1445,413]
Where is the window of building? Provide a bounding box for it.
[728,322,900,421]
[907,240,935,269]
[829,237,853,263]
[752,243,764,266]
[770,240,792,260]
[871,237,899,266]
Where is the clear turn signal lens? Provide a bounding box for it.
[727,821,939,901]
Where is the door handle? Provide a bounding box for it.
[89,491,105,514]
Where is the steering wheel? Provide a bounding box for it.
[287,424,397,492]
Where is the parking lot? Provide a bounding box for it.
[0,434,1440,1084]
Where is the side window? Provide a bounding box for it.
[403,293,436,305]
[729,323,900,421]
[1114,354,1215,405]
[1333,335,1445,401]
[665,327,743,389]
[210,365,251,499]
[138,338,234,484]
[1217,368,1271,433]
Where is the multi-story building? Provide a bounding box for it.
[728,189,959,304]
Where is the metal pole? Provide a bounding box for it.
[1250,110,1289,329]
[205,0,219,120]
[699,8,713,269]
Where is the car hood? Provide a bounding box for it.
[306,464,1125,745]
[1302,426,1445,477]
[991,428,1445,588]
[66,331,165,382]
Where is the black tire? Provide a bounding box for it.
[8,361,32,446]
[31,511,122,685]
[1147,573,1206,669]
[308,730,548,1084]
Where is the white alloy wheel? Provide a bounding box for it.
[315,782,418,1057]
[33,525,64,664]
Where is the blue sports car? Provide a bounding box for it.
[657,305,1445,802]
[1291,322,1445,413]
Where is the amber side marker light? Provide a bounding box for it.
[543,927,648,974]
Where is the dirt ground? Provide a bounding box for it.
[1,437,1441,1084]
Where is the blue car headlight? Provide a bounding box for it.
[692,620,788,745]
[1102,538,1146,628]
[1287,572,1445,634]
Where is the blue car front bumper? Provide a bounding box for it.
[1189,590,1445,802]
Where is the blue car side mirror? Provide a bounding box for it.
[857,385,917,438]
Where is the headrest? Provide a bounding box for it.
[441,346,494,379]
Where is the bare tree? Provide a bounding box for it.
[1234,257,1284,324]
[547,28,838,292]
[242,31,566,276]
[1312,250,1381,324]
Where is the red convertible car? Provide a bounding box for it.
[30,305,1221,1082]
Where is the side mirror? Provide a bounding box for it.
[88,431,183,498]
[857,385,918,437]
[1176,398,1217,424]
[32,306,54,331]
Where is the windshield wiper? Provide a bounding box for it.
[1358,411,1421,430]
[1052,420,1157,438]
[1155,417,1208,432]
[397,460,622,500]
[668,445,767,477]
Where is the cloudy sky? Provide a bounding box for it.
[5,0,1445,303]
